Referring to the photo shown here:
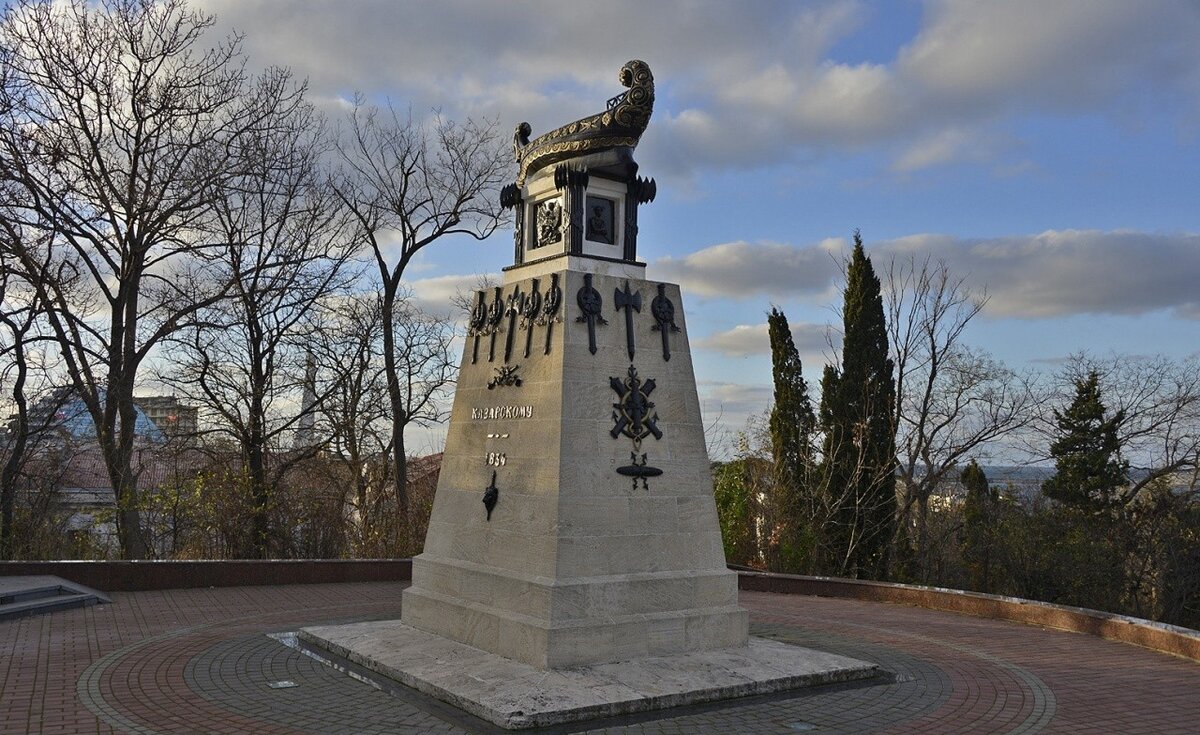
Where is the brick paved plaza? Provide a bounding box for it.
[2,581,1199,734]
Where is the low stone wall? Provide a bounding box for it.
[0,559,412,591]
[737,570,1200,663]
[3,560,1195,663]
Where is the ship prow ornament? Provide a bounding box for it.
[513,59,654,187]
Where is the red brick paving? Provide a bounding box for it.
[749,591,1200,734]
[2,582,1198,734]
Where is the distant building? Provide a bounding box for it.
[134,395,198,439]
[14,387,167,444]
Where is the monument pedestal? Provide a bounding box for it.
[401,264,747,669]
[299,262,877,728]
[299,621,875,730]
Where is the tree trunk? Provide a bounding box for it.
[0,343,28,560]
[380,282,410,537]
[248,437,269,559]
[110,378,147,560]
[109,456,146,560]
[917,490,930,582]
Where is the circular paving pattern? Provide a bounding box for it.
[2,582,1198,734]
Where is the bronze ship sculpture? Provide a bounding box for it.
[513,59,654,185]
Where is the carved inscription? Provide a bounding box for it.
[486,452,507,467]
[471,405,534,420]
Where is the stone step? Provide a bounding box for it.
[0,591,99,620]
[0,583,73,604]
[0,576,110,621]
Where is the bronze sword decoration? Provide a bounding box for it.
[649,283,680,361]
[469,290,487,364]
[614,280,641,361]
[541,273,562,355]
[521,278,542,358]
[486,286,504,362]
[575,273,607,355]
[503,284,523,364]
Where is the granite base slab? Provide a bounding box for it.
[298,621,877,729]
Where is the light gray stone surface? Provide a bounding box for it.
[299,621,878,730]
[403,260,749,669]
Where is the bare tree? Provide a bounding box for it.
[0,0,305,558]
[313,289,456,555]
[159,95,355,558]
[335,100,508,527]
[311,293,392,551]
[0,228,72,558]
[885,255,1039,581]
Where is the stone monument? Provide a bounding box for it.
[401,58,747,669]
[301,60,874,729]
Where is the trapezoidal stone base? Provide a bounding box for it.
[403,267,750,670]
[401,558,747,669]
[298,621,878,730]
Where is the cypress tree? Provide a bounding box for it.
[767,307,816,571]
[819,232,896,579]
[960,460,996,592]
[1042,371,1128,511]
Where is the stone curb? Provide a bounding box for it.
[0,558,412,591]
[736,570,1200,664]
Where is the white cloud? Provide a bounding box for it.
[405,273,498,319]
[882,229,1200,319]
[890,127,991,172]
[1175,302,1200,321]
[191,0,1200,178]
[697,324,770,357]
[653,229,1200,320]
[897,0,1200,114]
[697,380,773,441]
[654,239,847,299]
[697,321,831,358]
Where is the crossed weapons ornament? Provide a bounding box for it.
[610,364,664,489]
[470,275,564,368]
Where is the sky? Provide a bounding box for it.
[193,0,1200,455]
